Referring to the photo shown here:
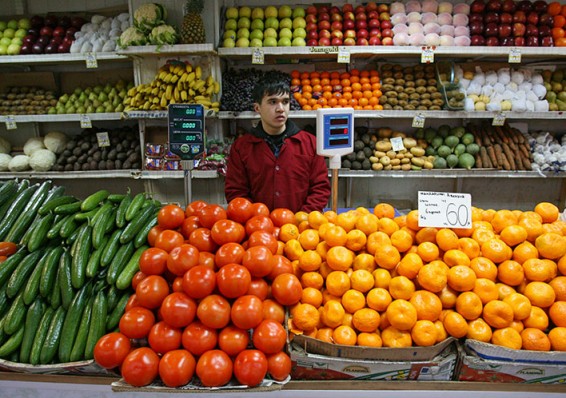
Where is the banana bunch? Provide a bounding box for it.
[123,61,220,112]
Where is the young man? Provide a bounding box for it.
[225,75,331,213]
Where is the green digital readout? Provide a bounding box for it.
[172,120,201,131]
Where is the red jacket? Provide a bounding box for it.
[225,126,331,213]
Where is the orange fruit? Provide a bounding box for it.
[548,327,566,351]
[352,308,380,332]
[378,217,399,236]
[341,312,353,328]
[559,255,566,275]
[523,258,557,282]
[353,253,377,273]
[307,211,328,229]
[279,223,300,242]
[523,306,549,331]
[443,249,471,267]
[549,301,566,327]
[291,303,320,332]
[535,232,566,260]
[550,276,566,301]
[458,237,481,260]
[447,265,477,292]
[470,257,498,281]
[316,241,329,260]
[472,227,496,246]
[366,287,392,312]
[415,227,438,245]
[301,271,324,289]
[496,282,516,300]
[373,203,395,219]
[315,327,334,343]
[491,327,522,350]
[374,244,401,270]
[349,269,374,293]
[436,228,459,252]
[521,328,551,351]
[434,320,448,343]
[466,318,493,342]
[411,320,437,347]
[325,271,351,297]
[336,211,359,233]
[509,320,525,333]
[345,229,367,252]
[438,286,458,309]
[326,246,354,271]
[372,268,392,289]
[405,210,421,231]
[502,292,532,321]
[534,202,559,223]
[483,300,514,329]
[366,231,391,255]
[341,289,366,314]
[381,326,412,347]
[456,291,483,321]
[523,281,556,308]
[500,224,528,247]
[417,262,448,293]
[410,290,443,321]
[390,229,414,252]
[396,252,424,279]
[491,210,519,233]
[481,238,512,264]
[298,229,320,250]
[357,332,383,347]
[549,1,563,16]
[298,250,322,272]
[324,224,348,248]
[417,242,440,263]
[482,209,496,222]
[386,299,417,331]
[301,287,323,308]
[497,260,525,286]
[355,213,379,235]
[321,300,345,328]
[512,241,539,264]
[388,275,416,300]
[518,217,544,242]
[332,325,357,345]
[443,311,468,338]
[284,239,304,261]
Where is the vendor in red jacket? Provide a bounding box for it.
[225,76,331,213]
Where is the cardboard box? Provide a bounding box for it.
[290,335,457,381]
[456,340,566,384]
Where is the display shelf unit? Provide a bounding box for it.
[0,113,124,123]
[0,52,128,65]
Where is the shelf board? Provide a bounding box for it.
[0,52,127,65]
[0,113,124,124]
[140,170,219,179]
[116,44,216,57]
[0,169,220,180]
[336,170,566,178]
[123,109,217,120]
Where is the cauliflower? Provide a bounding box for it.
[29,149,56,172]
[8,155,30,172]
[149,24,178,48]
[134,3,167,33]
[23,137,46,156]
[117,27,147,48]
[0,153,12,171]
[0,136,11,154]
[44,131,69,154]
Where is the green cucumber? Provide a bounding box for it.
[0,180,18,205]
[107,193,126,203]
[27,213,55,252]
[106,285,120,312]
[125,192,146,222]
[6,250,44,298]
[40,246,64,298]
[38,195,77,216]
[54,201,83,215]
[116,245,148,290]
[120,204,156,244]
[39,306,65,364]
[19,298,45,363]
[0,325,24,358]
[49,263,62,309]
[71,225,92,289]
[3,292,26,335]
[59,214,80,239]
[0,251,26,291]
[100,229,123,267]
[58,251,74,310]
[47,214,71,240]
[58,284,90,363]
[29,306,55,365]
[106,241,135,286]
[84,290,108,360]
[106,290,131,331]
[0,284,9,317]
[115,193,132,228]
[69,296,93,362]
[86,236,108,279]
[73,207,102,223]
[92,203,115,249]
[0,184,38,241]
[22,254,46,305]
[81,190,110,212]
[134,216,157,248]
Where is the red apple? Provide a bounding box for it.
[342,4,354,13]
[470,13,483,23]
[319,12,330,22]
[382,37,393,45]
[306,22,318,32]
[527,11,539,26]
[318,20,331,30]
[513,11,527,23]
[357,37,369,45]
[331,13,343,22]
[23,34,36,44]
[471,35,486,45]
[526,24,539,36]
[380,20,392,29]
[517,0,533,12]
[377,3,389,13]
[319,29,331,39]
[382,28,392,37]
[368,18,380,29]
[369,36,381,45]
[470,21,484,35]
[533,0,548,13]
[369,28,381,38]
[307,6,317,15]
[52,26,65,37]
[356,20,368,30]
[486,36,500,46]
[357,28,369,39]
[331,37,343,45]
[500,12,513,24]
[343,12,355,21]
[499,24,512,38]
[540,13,554,26]
[307,38,318,46]
[331,21,343,31]
[306,14,317,24]
[501,37,515,46]
[330,6,340,15]
[484,22,499,36]
[502,0,516,12]
[379,12,390,21]
[470,0,486,14]
[331,29,343,39]
[513,22,526,36]
[356,12,367,21]
[318,6,330,14]
[318,37,331,46]
[307,30,318,40]
[526,35,539,46]
[541,36,553,46]
[344,37,356,46]
[484,12,500,24]
[514,36,526,45]
[355,5,365,14]
[344,29,357,39]
[539,25,552,37]
[486,0,502,12]
[343,19,355,30]
[368,10,379,20]
[367,2,378,12]
[65,27,77,38]
[40,26,53,36]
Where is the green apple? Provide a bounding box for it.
[0,21,6,31]
[11,37,22,45]
[14,28,26,39]
[292,37,306,46]
[2,28,15,39]
[278,37,292,46]
[18,18,30,29]
[236,37,250,47]
[293,28,306,38]
[0,45,7,55]
[250,29,264,40]
[265,6,278,19]
[251,19,264,31]
[251,8,264,20]
[278,5,292,18]
[239,6,251,18]
[263,37,278,47]
[264,28,278,39]
[279,17,292,30]
[250,38,263,47]
[237,17,250,29]
[292,7,306,18]
[223,38,235,48]
[0,37,11,46]
[237,28,250,39]
[265,17,279,30]
[225,19,237,31]
[223,30,236,40]
[7,44,20,55]
[293,17,306,29]
[6,20,18,30]
[226,7,239,19]
[279,28,293,39]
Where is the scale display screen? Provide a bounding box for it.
[322,114,353,150]
[168,104,205,160]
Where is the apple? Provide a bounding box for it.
[280,18,293,30]
[318,6,330,14]
[239,6,251,18]
[342,4,354,13]
[484,22,499,36]
[501,37,514,46]
[306,22,318,32]
[32,42,44,54]
[344,29,357,39]
[2,28,15,39]
[250,29,263,40]
[539,25,552,37]
[355,5,365,14]
[514,36,526,45]
[380,20,392,29]
[526,35,539,46]
[343,19,355,30]
[369,36,381,45]
[356,12,367,21]
[251,19,264,31]
[534,0,548,13]
[225,19,237,31]
[500,13,513,24]
[484,12,500,24]
[367,2,379,12]
[293,17,306,29]
[45,42,58,53]
[357,37,369,45]
[18,18,30,30]
[265,17,279,30]
[318,13,330,22]
[293,7,306,18]
[540,13,554,26]
[65,27,77,38]
[14,28,27,39]
[486,36,500,46]
[292,37,306,46]
[50,36,62,45]
[331,37,343,45]
[470,0,486,14]
[382,28,393,38]
[541,36,553,46]
[7,19,18,29]
[331,30,343,39]
[517,0,533,12]
[306,6,317,15]
[382,37,393,45]
[279,5,292,18]
[499,24,512,38]
[263,37,277,47]
[331,13,343,22]
[369,28,381,38]
[368,19,380,29]
[7,43,20,54]
[294,28,307,38]
[264,28,278,38]
[1,36,14,46]
[513,23,526,36]
[265,6,278,19]
[368,10,379,20]
[280,27,293,39]
[237,17,250,29]
[226,7,239,19]
[319,29,331,39]
[318,20,331,30]
[470,21,484,35]
[329,6,340,15]
[331,21,343,31]
[526,24,539,37]
[471,35,486,45]
[486,0,501,11]
[357,28,369,39]
[251,8,264,20]
[513,11,527,23]
[307,30,318,40]
[306,14,317,24]
[237,28,250,39]
[501,0,516,13]
[250,38,263,47]
[30,15,43,29]
[23,34,36,44]
[356,20,368,30]
[344,37,356,45]
[527,12,539,26]
[37,35,50,46]
[236,37,250,47]
[379,12,391,21]
[470,13,483,23]
[343,12,355,21]
[318,37,331,46]
[307,39,318,46]
[377,3,389,12]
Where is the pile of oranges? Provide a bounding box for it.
[282,202,566,351]
[290,69,384,111]
[549,1,566,46]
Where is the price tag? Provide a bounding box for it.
[412,113,426,128]
[96,132,110,147]
[5,116,16,130]
[492,113,506,126]
[251,48,264,65]
[421,46,435,64]
[85,52,98,69]
[418,191,472,229]
[508,48,521,64]
[337,47,350,64]
[390,136,405,152]
[80,114,92,128]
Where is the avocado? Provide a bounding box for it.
[361,133,371,145]
[354,140,365,152]
[342,159,352,169]
[362,159,371,170]
[356,150,366,161]
[346,152,357,162]
[351,160,362,170]
[363,146,373,158]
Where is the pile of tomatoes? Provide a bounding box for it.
[94,199,302,388]
[0,241,17,263]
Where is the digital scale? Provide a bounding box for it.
[167,103,206,206]
[316,108,354,212]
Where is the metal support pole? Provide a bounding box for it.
[182,160,193,207]
[332,168,339,213]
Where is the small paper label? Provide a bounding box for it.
[492,113,506,126]
[85,52,98,68]
[251,48,264,65]
[508,48,521,64]
[412,113,426,128]
[80,114,92,128]
[421,46,435,64]
[337,47,350,64]
[5,116,16,130]
[96,132,110,147]
[418,191,472,228]
[390,136,405,152]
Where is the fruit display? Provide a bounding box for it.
[94,200,295,388]
[0,86,58,115]
[390,0,471,46]
[118,3,179,48]
[70,13,130,53]
[20,15,86,55]
[468,0,553,46]
[49,80,132,115]
[549,1,566,46]
[542,68,566,111]
[124,61,220,111]
[0,180,159,364]
[527,130,566,173]
[379,63,442,111]
[0,18,30,55]
[181,0,206,44]
[421,124,478,169]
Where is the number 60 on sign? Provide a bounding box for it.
[417,191,472,229]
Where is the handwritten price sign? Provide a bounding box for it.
[418,191,472,229]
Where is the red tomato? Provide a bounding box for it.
[271,273,303,306]
[242,246,274,278]
[252,320,287,355]
[215,243,246,268]
[247,230,279,254]
[245,215,275,236]
[247,278,269,300]
[218,325,250,357]
[211,219,246,246]
[154,230,185,253]
[233,349,268,387]
[0,242,17,257]
[147,226,164,247]
[185,200,207,217]
[166,244,200,276]
[182,320,218,356]
[119,307,155,339]
[157,204,186,230]
[231,295,264,330]
[180,216,200,240]
[131,271,147,290]
[196,204,227,229]
[139,247,168,275]
[196,294,231,329]
[125,294,141,312]
[0,256,6,263]
[136,275,170,309]
[226,197,254,224]
[189,228,218,252]
[270,208,296,227]
[199,252,216,269]
[172,277,184,292]
[262,300,285,324]
[148,321,182,355]
[93,332,131,369]
[160,292,197,328]
[267,255,294,280]
[196,350,233,387]
[251,202,270,217]
[182,265,216,299]
[159,349,196,388]
[267,351,292,381]
[216,263,252,298]
[121,347,160,387]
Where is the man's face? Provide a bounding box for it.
[254,92,290,135]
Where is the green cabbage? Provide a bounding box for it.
[134,3,167,33]
[117,27,147,48]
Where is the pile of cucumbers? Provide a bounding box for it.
[0,179,159,365]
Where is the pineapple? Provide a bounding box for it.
[181,0,206,44]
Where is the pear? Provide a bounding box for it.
[552,70,564,83]
[558,91,566,102]
[76,105,86,114]
[546,91,557,103]
[93,85,103,94]
[85,87,92,95]
[105,103,114,113]
[556,99,566,111]
[88,92,97,102]
[104,83,112,94]
[78,92,87,104]
[47,107,57,114]
[551,82,563,93]
[92,99,101,108]
[96,105,105,113]
[74,87,82,96]
[59,93,69,104]
[115,103,124,112]
[86,105,95,113]
[66,105,76,114]
[98,92,108,102]
[544,82,552,92]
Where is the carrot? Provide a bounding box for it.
[475,153,483,169]
[487,145,498,168]
[495,144,510,170]
[502,143,516,170]
[480,146,492,168]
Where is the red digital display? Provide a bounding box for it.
[330,127,348,135]
[330,117,349,125]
